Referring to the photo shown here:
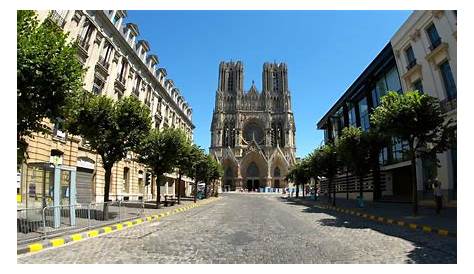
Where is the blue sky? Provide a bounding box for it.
[126,10,411,158]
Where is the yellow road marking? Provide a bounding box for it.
[103,226,112,233]
[146,216,152,221]
[438,229,449,236]
[71,233,82,241]
[115,224,123,230]
[88,230,99,238]
[50,238,64,247]
[422,226,432,233]
[387,219,394,224]
[29,243,43,252]
[409,224,417,229]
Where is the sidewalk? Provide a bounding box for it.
[17,198,200,245]
[287,196,457,234]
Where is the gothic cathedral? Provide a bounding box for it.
[210,61,297,191]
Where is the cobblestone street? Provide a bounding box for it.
[17,193,457,263]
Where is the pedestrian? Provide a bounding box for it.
[432,178,443,214]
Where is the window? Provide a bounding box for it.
[358,97,369,132]
[391,137,409,162]
[373,77,388,107]
[405,46,416,69]
[439,60,457,100]
[331,107,344,139]
[385,67,402,93]
[112,13,121,26]
[133,76,142,96]
[412,79,424,93]
[117,59,128,83]
[348,105,357,127]
[426,23,441,50]
[99,42,113,69]
[92,77,105,95]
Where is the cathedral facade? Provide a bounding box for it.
[210,61,297,191]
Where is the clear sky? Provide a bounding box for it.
[126,10,412,158]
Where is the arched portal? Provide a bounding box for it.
[245,162,260,191]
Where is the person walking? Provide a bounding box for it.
[433,178,443,214]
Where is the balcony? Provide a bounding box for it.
[406,59,417,70]
[48,11,66,28]
[440,97,457,113]
[114,76,126,92]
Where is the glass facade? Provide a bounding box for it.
[348,105,357,127]
[371,66,401,107]
[358,97,369,132]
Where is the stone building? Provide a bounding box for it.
[210,61,297,191]
[18,10,195,207]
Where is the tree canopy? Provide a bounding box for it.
[17,10,84,163]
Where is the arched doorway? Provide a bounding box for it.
[273,167,281,188]
[224,166,236,191]
[246,162,260,191]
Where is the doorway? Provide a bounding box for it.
[246,179,260,191]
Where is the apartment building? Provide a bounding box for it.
[19,10,195,207]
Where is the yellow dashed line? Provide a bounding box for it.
[146,216,152,221]
[409,224,417,229]
[377,217,384,222]
[438,229,449,236]
[71,233,82,241]
[124,221,133,227]
[88,230,99,238]
[29,243,43,252]
[103,226,112,233]
[397,221,405,226]
[135,219,143,224]
[115,224,123,230]
[387,219,394,224]
[422,226,432,233]
[50,238,64,247]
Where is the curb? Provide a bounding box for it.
[18,197,221,255]
[294,199,455,238]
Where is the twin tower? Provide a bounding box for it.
[210,61,296,191]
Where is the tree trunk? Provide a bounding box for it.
[177,172,182,205]
[295,184,299,198]
[194,181,197,203]
[372,159,381,201]
[155,175,161,208]
[411,153,418,216]
[330,178,336,206]
[302,183,305,198]
[103,165,112,221]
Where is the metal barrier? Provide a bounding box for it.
[18,199,146,243]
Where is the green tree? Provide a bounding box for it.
[189,147,206,202]
[17,10,84,164]
[310,143,340,206]
[287,158,312,198]
[371,91,456,215]
[175,136,197,204]
[136,127,187,207]
[66,95,151,216]
[337,127,371,201]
